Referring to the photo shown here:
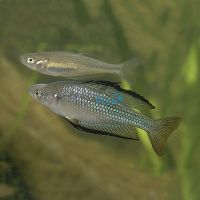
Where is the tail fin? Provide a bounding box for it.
[148,117,181,156]
[119,58,141,82]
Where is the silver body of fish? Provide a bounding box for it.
[28,81,181,156]
[20,51,139,81]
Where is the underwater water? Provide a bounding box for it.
[0,0,199,199]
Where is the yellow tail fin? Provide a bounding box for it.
[148,117,181,156]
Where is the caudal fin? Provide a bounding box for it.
[119,58,141,82]
[148,117,181,156]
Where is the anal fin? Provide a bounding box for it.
[64,117,139,141]
[78,121,139,140]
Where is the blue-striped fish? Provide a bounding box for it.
[20,51,139,81]
[28,80,181,156]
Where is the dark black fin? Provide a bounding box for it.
[84,80,155,110]
[65,118,139,141]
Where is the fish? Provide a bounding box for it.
[20,51,140,81]
[28,80,181,156]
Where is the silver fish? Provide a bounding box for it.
[20,51,139,81]
[28,81,181,156]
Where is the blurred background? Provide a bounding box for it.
[0,0,199,199]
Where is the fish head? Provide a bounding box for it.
[28,83,60,108]
[20,52,48,73]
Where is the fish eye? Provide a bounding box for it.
[35,90,41,98]
[27,57,35,64]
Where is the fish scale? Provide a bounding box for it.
[58,83,153,129]
[28,80,181,156]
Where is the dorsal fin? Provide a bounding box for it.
[84,80,155,110]
[78,53,102,60]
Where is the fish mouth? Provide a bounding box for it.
[28,85,38,98]
[20,55,27,65]
[20,53,35,69]
[28,84,46,99]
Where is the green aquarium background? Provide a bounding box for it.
[0,0,199,199]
